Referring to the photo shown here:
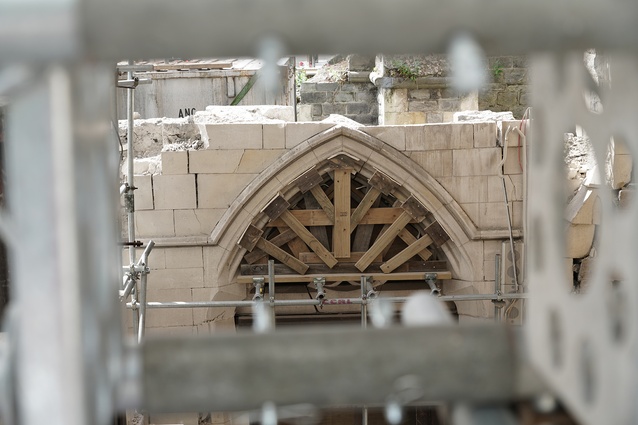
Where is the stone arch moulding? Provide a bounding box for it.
[210,125,482,286]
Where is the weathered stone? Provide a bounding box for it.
[153,174,197,210]
[300,91,329,104]
[161,151,188,175]
[284,122,334,148]
[383,112,426,125]
[346,102,370,115]
[262,123,286,149]
[236,149,286,173]
[311,104,322,117]
[452,148,501,176]
[362,126,406,150]
[297,104,313,122]
[164,246,204,269]
[383,88,409,113]
[497,90,519,107]
[410,150,453,177]
[408,100,439,112]
[149,267,204,290]
[618,187,634,208]
[322,103,347,115]
[197,173,257,208]
[565,224,596,259]
[316,82,340,92]
[134,210,175,237]
[438,99,461,111]
[189,149,243,174]
[355,90,377,103]
[565,186,600,225]
[609,153,632,189]
[174,208,225,237]
[200,124,262,149]
[146,288,194,327]
[425,112,443,123]
[334,91,356,103]
[473,122,497,148]
[133,175,154,210]
[438,176,488,203]
[502,68,528,85]
[408,89,432,100]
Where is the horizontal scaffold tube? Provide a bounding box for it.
[127,293,528,309]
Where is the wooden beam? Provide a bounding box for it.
[397,228,432,261]
[333,168,351,258]
[309,186,335,223]
[241,260,446,276]
[380,234,434,273]
[303,193,331,249]
[350,187,381,233]
[401,196,428,221]
[262,195,290,220]
[237,224,263,252]
[355,211,413,272]
[368,170,398,195]
[280,210,338,268]
[266,207,410,227]
[244,228,297,264]
[278,227,308,259]
[254,238,309,275]
[424,221,451,246]
[299,251,382,264]
[293,168,323,193]
[236,270,452,284]
[352,196,381,252]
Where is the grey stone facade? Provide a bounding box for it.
[479,56,530,119]
[298,81,379,125]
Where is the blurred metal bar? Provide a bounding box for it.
[140,325,534,413]
[5,64,121,425]
[1,0,637,62]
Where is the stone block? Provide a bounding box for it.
[382,88,409,113]
[149,413,199,425]
[300,82,316,92]
[407,150,452,178]
[123,247,166,269]
[497,90,519,107]
[477,202,513,230]
[144,326,197,338]
[425,112,443,123]
[503,147,523,175]
[334,92,355,103]
[452,148,501,176]
[236,149,286,174]
[200,124,262,149]
[146,288,194,327]
[188,149,243,174]
[284,122,334,148]
[311,104,322,117]
[133,175,154,210]
[487,175,524,202]
[383,112,426,125]
[405,123,473,151]
[161,151,188,175]
[322,103,347,115]
[484,260,496,281]
[300,91,330,104]
[408,100,439,112]
[297,104,313,122]
[316,82,340,91]
[609,153,632,189]
[474,122,497,148]
[502,68,528,85]
[356,90,377,103]
[438,99,461,111]
[408,89,432,101]
[135,210,174,237]
[346,102,370,115]
[618,188,634,209]
[565,186,600,225]
[262,123,286,149]
[164,246,204,269]
[174,208,226,237]
[148,267,204,290]
[438,176,488,204]
[565,224,595,259]
[153,174,197,210]
[362,126,406,151]
[460,203,480,227]
[197,173,257,208]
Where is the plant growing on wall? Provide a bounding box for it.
[492,60,504,79]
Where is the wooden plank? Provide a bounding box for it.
[262,195,290,220]
[401,196,428,221]
[424,221,451,246]
[380,234,434,273]
[244,228,297,264]
[397,228,432,261]
[236,270,452,284]
[293,168,323,193]
[241,260,446,276]
[333,168,351,258]
[281,210,338,268]
[368,171,398,195]
[352,196,381,252]
[303,193,331,249]
[237,225,263,252]
[278,227,308,259]
[299,251,382,264]
[266,208,410,227]
[350,187,381,233]
[309,186,335,223]
[328,153,362,170]
[255,238,309,275]
[355,211,413,272]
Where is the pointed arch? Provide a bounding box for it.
[210,125,482,285]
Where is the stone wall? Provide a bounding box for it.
[479,56,530,119]
[298,81,378,125]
